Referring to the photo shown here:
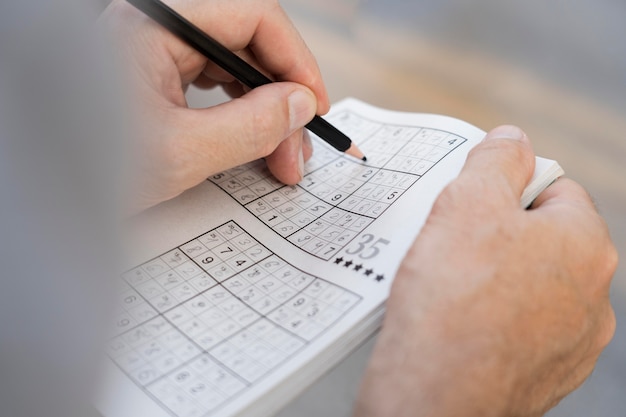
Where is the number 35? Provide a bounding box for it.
[346,234,390,259]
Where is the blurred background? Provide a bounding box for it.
[97,0,625,415]
[269,1,626,416]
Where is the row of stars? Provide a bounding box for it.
[334,257,385,282]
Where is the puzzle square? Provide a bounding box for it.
[194,329,224,350]
[235,170,263,186]
[209,171,231,184]
[366,202,390,217]
[302,237,327,255]
[286,272,315,291]
[215,297,247,317]
[230,187,258,204]
[306,201,332,217]
[206,263,236,282]
[197,307,227,328]
[174,261,203,280]
[278,185,305,199]
[262,191,290,208]
[275,201,302,218]
[413,159,436,175]
[220,178,245,194]
[273,219,298,237]
[197,231,225,250]
[247,199,271,216]
[163,306,193,326]
[269,285,297,304]
[221,275,251,293]
[180,239,208,258]
[225,253,254,272]
[152,352,182,375]
[128,302,159,324]
[290,211,316,227]
[273,264,300,283]
[251,296,280,315]
[113,312,136,333]
[291,193,317,210]
[258,255,286,273]
[218,221,245,238]
[258,209,286,227]
[183,378,224,411]
[333,229,358,246]
[155,270,185,290]
[161,249,188,269]
[248,179,275,197]
[135,278,165,299]
[242,265,269,283]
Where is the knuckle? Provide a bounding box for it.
[603,242,619,278]
[247,104,286,157]
[595,305,616,351]
[261,0,282,13]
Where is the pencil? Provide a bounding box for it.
[126,0,367,162]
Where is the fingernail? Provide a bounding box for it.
[302,129,312,152]
[297,147,305,180]
[484,125,525,141]
[288,89,316,132]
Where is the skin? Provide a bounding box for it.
[101,2,618,415]
[354,127,617,417]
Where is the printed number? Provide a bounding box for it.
[346,234,390,259]
[220,246,234,254]
[387,191,398,200]
[124,295,137,304]
[240,194,255,201]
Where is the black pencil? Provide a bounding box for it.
[126,0,367,162]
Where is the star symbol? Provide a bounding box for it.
[364,269,373,276]
[344,260,353,268]
[353,264,363,272]
[334,257,344,265]
[375,274,385,282]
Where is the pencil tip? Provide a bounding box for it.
[361,156,367,162]
[345,143,366,162]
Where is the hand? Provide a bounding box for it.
[354,126,617,417]
[100,0,329,212]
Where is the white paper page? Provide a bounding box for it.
[97,98,560,417]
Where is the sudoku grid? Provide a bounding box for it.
[108,221,361,417]
[209,111,466,260]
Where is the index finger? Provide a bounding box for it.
[164,0,330,113]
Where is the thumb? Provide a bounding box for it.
[184,81,317,172]
[457,125,536,206]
